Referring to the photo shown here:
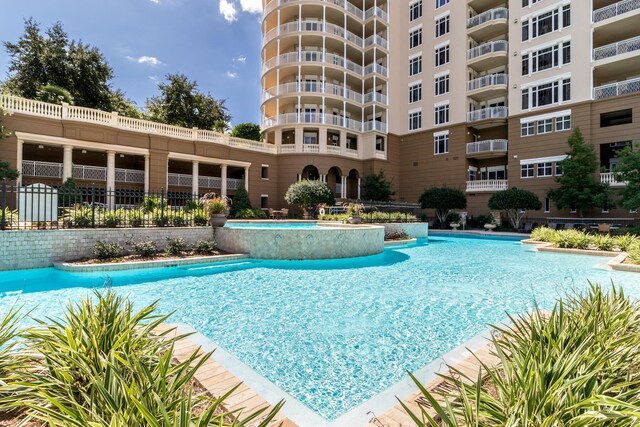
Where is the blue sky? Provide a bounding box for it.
[0,0,264,126]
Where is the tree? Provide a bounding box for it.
[35,85,74,105]
[146,74,231,130]
[548,128,610,216]
[361,170,395,202]
[229,185,252,217]
[615,145,640,212]
[230,123,262,141]
[2,19,134,114]
[418,187,466,228]
[285,180,335,218]
[488,189,542,229]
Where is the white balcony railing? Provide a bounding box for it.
[266,82,367,104]
[264,0,389,22]
[467,106,508,122]
[593,77,640,99]
[72,165,107,181]
[468,73,508,91]
[601,172,627,186]
[199,175,222,189]
[363,121,387,133]
[114,168,145,184]
[262,50,387,77]
[466,180,509,192]
[22,160,144,183]
[467,7,508,29]
[22,160,63,178]
[467,40,508,60]
[169,173,243,189]
[593,0,640,22]
[593,35,640,60]
[266,113,366,132]
[303,144,320,153]
[466,139,508,155]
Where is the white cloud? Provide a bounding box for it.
[219,0,238,22]
[234,55,247,64]
[149,0,160,4]
[126,55,162,66]
[226,71,239,79]
[238,0,262,14]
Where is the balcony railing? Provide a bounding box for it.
[363,121,387,133]
[114,168,145,184]
[22,160,144,183]
[364,91,388,104]
[593,0,640,23]
[601,172,627,186]
[593,77,640,99]
[467,7,508,29]
[467,106,508,122]
[267,82,367,104]
[263,0,390,22]
[593,35,640,60]
[22,160,63,178]
[262,50,387,77]
[466,180,509,192]
[467,40,508,60]
[466,139,508,155]
[168,173,243,189]
[468,73,508,91]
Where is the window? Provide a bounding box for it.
[562,41,571,64]
[537,162,553,177]
[600,109,632,127]
[521,5,570,42]
[434,104,449,125]
[521,77,571,109]
[261,165,269,179]
[522,42,571,76]
[556,115,571,131]
[562,5,571,26]
[544,197,550,213]
[409,111,422,130]
[409,56,422,76]
[410,28,423,49]
[537,118,553,134]
[521,164,535,178]
[435,45,449,67]
[521,122,535,136]
[522,54,529,75]
[434,74,449,96]
[435,15,450,37]
[376,136,385,151]
[555,163,563,176]
[410,1,423,21]
[435,0,449,8]
[261,196,268,209]
[434,133,449,154]
[409,83,422,103]
[523,0,544,6]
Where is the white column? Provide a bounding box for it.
[192,161,199,196]
[244,166,250,191]
[221,164,228,197]
[106,150,116,209]
[341,176,347,199]
[16,140,23,186]
[357,177,361,200]
[144,155,150,193]
[62,145,73,182]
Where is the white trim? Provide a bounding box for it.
[408,24,423,33]
[433,69,450,78]
[408,79,423,86]
[520,109,572,124]
[408,51,423,60]
[14,132,150,156]
[168,152,251,168]
[520,72,571,90]
[408,107,422,114]
[433,129,450,137]
[521,0,572,21]
[520,35,572,56]
[434,100,450,108]
[434,10,450,20]
[520,154,568,166]
[434,40,450,49]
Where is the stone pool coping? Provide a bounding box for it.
[430,229,530,238]
[384,238,417,246]
[54,254,249,272]
[168,322,501,427]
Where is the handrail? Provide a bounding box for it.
[467,73,508,91]
[466,139,508,154]
[593,34,640,60]
[467,40,508,60]
[593,76,640,99]
[467,7,508,29]
[593,0,640,23]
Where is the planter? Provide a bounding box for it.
[348,216,362,225]
[210,214,228,228]
[484,223,496,231]
[450,223,460,230]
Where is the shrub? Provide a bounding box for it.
[488,189,542,229]
[319,213,348,222]
[593,234,615,251]
[152,207,170,227]
[628,243,640,264]
[385,230,409,240]
[531,226,557,242]
[102,209,124,228]
[170,210,188,227]
[552,229,592,250]
[284,180,335,217]
[63,206,97,228]
[127,240,157,258]
[183,199,203,213]
[230,185,252,217]
[93,241,123,260]
[361,170,395,202]
[614,234,638,252]
[193,240,217,255]
[165,237,187,256]
[127,209,145,227]
[141,196,162,213]
[193,208,209,226]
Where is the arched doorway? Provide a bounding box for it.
[301,165,320,181]
[347,169,360,200]
[327,167,343,198]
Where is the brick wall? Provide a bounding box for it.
[0,227,214,271]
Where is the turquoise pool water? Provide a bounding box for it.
[1,235,640,421]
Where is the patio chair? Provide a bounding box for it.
[280,208,289,219]
[564,223,575,230]
[598,223,611,234]
[523,222,533,233]
[268,208,275,219]
[548,222,558,230]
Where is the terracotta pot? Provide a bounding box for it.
[348,216,362,224]
[210,214,228,228]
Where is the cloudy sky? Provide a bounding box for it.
[0,0,264,125]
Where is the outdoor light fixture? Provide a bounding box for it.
[38,144,44,149]
[81,150,87,154]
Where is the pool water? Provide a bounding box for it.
[1,235,640,421]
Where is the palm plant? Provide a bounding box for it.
[403,284,640,426]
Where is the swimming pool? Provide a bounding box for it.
[1,235,639,423]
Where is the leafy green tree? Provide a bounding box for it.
[488,189,542,229]
[285,180,335,218]
[418,187,466,228]
[548,129,610,216]
[615,145,640,212]
[35,84,74,105]
[146,74,231,130]
[361,170,395,202]
[230,185,252,217]
[230,123,262,141]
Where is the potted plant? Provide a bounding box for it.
[201,193,229,228]
[346,203,365,224]
[449,212,461,230]
[482,214,497,231]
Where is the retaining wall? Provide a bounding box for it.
[0,227,214,271]
[383,223,429,238]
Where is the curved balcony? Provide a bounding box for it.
[467,8,508,40]
[467,73,508,100]
[466,179,509,193]
[263,0,389,23]
[467,106,508,123]
[262,51,388,78]
[593,35,640,61]
[263,82,365,104]
[467,40,508,71]
[264,114,388,134]
[466,139,508,158]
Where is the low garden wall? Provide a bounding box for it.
[0,227,214,271]
[383,223,429,238]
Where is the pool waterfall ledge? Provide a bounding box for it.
[215,221,386,260]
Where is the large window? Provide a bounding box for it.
[410,1,423,21]
[521,77,571,109]
[409,111,422,131]
[537,162,553,177]
[434,104,449,125]
[522,5,570,42]
[410,28,423,49]
[600,109,632,127]
[409,83,422,103]
[434,74,449,96]
[521,164,535,178]
[436,0,449,8]
[537,118,553,134]
[522,41,571,75]
[521,122,535,137]
[435,15,450,37]
[409,56,422,76]
[434,133,449,154]
[556,115,571,131]
[435,45,450,67]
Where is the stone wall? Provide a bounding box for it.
[383,223,429,238]
[0,227,214,271]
